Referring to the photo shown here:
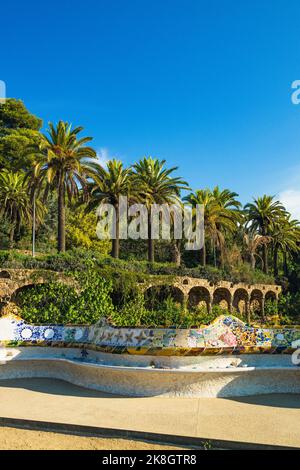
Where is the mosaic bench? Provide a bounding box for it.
[0,313,300,355]
[0,314,299,397]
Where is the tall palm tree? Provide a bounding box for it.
[184,189,238,266]
[26,121,96,252]
[244,195,287,273]
[0,169,32,247]
[270,215,300,277]
[211,186,241,211]
[25,162,48,257]
[210,186,242,267]
[243,230,272,269]
[131,157,189,263]
[85,159,133,258]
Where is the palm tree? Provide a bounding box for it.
[211,186,241,211]
[131,157,189,263]
[270,215,300,277]
[243,230,272,269]
[184,189,239,266]
[25,162,48,257]
[0,169,32,247]
[244,195,287,273]
[26,121,97,252]
[85,159,133,258]
[210,186,242,267]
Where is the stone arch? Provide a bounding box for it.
[250,289,263,314]
[265,290,277,302]
[144,285,185,310]
[188,286,211,312]
[232,288,249,314]
[0,270,11,279]
[11,284,40,303]
[213,287,231,311]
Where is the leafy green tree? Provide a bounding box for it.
[245,195,287,273]
[0,99,42,130]
[0,99,42,171]
[66,204,111,254]
[131,157,189,263]
[27,121,97,252]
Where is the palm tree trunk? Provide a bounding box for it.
[148,211,154,263]
[250,253,256,269]
[172,240,181,266]
[262,244,268,273]
[32,190,36,258]
[213,241,217,268]
[219,246,224,269]
[262,226,268,273]
[111,203,120,258]
[57,177,66,253]
[273,245,278,277]
[9,224,15,249]
[283,252,288,277]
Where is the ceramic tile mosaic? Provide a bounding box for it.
[0,313,300,355]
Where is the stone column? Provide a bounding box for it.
[246,300,251,324]
[182,293,188,312]
[261,296,265,321]
[208,294,213,314]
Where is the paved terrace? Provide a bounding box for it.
[0,378,298,449]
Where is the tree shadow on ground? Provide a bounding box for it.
[225,393,300,409]
[0,378,126,398]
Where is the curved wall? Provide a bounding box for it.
[0,313,299,355]
[0,348,299,397]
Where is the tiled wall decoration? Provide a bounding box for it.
[0,313,299,356]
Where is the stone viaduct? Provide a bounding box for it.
[0,269,74,303]
[0,269,281,322]
[142,276,281,321]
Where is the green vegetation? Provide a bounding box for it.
[25,120,97,253]
[14,271,240,327]
[0,98,300,326]
[17,270,114,325]
[131,157,189,262]
[85,159,133,258]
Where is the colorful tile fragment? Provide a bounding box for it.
[0,313,299,356]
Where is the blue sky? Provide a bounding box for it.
[1,0,300,215]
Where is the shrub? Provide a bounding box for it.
[109,290,149,327]
[16,270,114,324]
[0,249,276,285]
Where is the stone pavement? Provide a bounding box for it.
[0,378,298,448]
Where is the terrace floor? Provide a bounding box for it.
[0,378,299,449]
